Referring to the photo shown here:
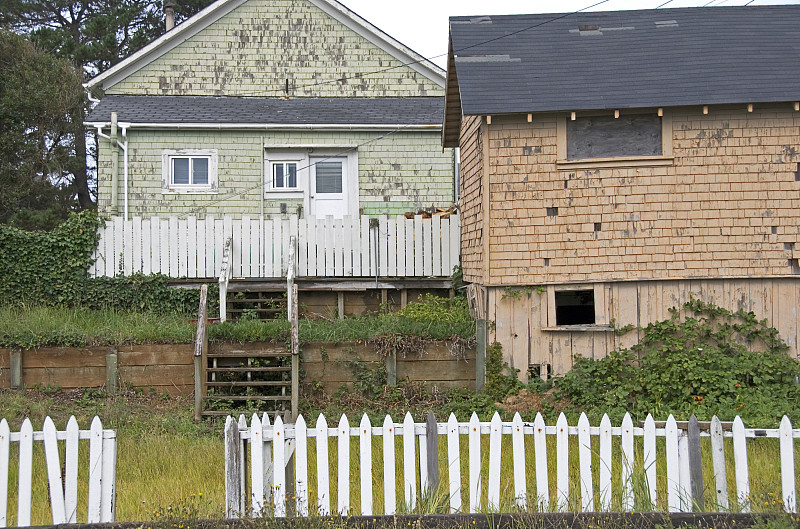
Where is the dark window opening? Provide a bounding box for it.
[555,289,595,325]
[594,222,602,232]
[567,114,661,160]
[547,207,559,217]
[528,363,552,381]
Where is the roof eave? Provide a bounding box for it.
[442,33,463,149]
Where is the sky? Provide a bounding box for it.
[338,0,800,68]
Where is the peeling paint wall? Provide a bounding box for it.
[458,105,800,285]
[107,0,442,97]
[97,129,453,217]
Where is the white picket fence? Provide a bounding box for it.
[224,411,800,518]
[90,214,460,279]
[0,416,116,527]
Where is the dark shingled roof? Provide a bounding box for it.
[448,5,800,116]
[87,95,444,125]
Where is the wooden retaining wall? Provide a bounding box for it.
[0,341,476,395]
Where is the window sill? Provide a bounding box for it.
[162,187,217,195]
[542,325,615,332]
[556,155,674,171]
[265,190,304,199]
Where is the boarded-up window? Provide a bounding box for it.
[567,115,661,160]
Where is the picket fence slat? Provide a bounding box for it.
[295,415,309,517]
[468,413,480,512]
[710,415,729,510]
[224,411,800,519]
[250,414,264,516]
[447,413,461,513]
[577,413,593,512]
[273,417,286,517]
[359,415,373,516]
[403,413,416,511]
[315,414,330,516]
[17,419,32,527]
[42,418,66,524]
[779,416,795,513]
[511,413,526,510]
[0,420,8,527]
[383,415,396,515]
[621,413,634,512]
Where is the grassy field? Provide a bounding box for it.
[0,389,798,525]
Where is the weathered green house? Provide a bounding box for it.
[85,0,454,220]
[83,0,459,285]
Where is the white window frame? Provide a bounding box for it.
[161,149,218,194]
[266,156,305,196]
[271,161,300,190]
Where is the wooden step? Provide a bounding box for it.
[206,366,290,373]
[206,381,290,387]
[204,395,291,401]
[206,350,288,358]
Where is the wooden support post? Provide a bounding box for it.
[224,417,242,518]
[381,289,388,312]
[476,319,487,392]
[425,411,440,495]
[194,285,208,422]
[10,350,21,389]
[337,292,345,319]
[105,348,118,395]
[688,415,705,510]
[386,352,397,386]
[290,283,299,422]
[400,289,408,309]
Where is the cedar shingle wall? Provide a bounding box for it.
[459,115,484,283]
[483,106,800,284]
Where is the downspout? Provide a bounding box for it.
[96,114,130,220]
[110,113,119,215]
[260,136,265,277]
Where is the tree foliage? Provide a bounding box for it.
[1,0,214,228]
[0,30,86,230]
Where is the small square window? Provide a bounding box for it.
[555,289,595,325]
[170,156,210,186]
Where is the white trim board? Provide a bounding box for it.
[86,0,445,92]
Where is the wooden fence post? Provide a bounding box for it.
[194,285,208,422]
[105,348,118,395]
[475,320,486,392]
[224,416,242,518]
[10,350,21,389]
[425,411,439,496]
[386,352,397,385]
[688,415,704,510]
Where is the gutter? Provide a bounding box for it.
[83,122,442,131]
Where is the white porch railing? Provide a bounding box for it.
[224,411,799,518]
[90,214,460,279]
[0,416,117,527]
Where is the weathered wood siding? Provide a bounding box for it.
[459,115,485,284]
[488,278,800,381]
[464,105,800,284]
[106,0,442,97]
[97,130,454,218]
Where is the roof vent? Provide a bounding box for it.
[655,20,678,28]
[578,24,600,31]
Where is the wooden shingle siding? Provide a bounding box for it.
[458,115,484,283]
[107,0,441,97]
[472,106,800,285]
[97,130,454,217]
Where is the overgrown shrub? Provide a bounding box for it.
[0,211,216,314]
[555,298,800,427]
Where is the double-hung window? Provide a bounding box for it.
[162,149,218,194]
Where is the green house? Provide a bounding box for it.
[84,0,459,282]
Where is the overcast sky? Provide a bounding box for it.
[339,0,800,68]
